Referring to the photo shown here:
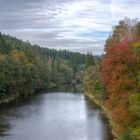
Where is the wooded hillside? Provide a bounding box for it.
[0,33,86,100]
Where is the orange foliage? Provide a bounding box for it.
[102,38,140,135]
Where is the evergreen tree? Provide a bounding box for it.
[86,52,95,68]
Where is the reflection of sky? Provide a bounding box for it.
[0,93,111,140]
[0,0,140,55]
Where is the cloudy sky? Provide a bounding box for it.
[0,0,140,55]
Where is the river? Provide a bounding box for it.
[0,92,112,140]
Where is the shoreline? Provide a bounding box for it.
[0,91,35,106]
[85,92,117,140]
[0,95,17,105]
[0,85,83,106]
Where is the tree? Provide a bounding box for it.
[86,52,95,68]
[0,32,86,99]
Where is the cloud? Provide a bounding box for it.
[110,0,140,22]
[0,0,140,55]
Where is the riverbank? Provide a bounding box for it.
[0,84,83,106]
[0,93,32,105]
[0,95,17,105]
[85,92,117,140]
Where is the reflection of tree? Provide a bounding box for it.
[0,118,10,136]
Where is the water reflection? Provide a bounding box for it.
[0,92,112,140]
[0,118,10,136]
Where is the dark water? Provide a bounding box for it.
[0,92,112,140]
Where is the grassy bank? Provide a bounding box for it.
[85,92,117,140]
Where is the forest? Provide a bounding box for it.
[0,33,86,102]
[1,17,140,140]
[84,18,140,140]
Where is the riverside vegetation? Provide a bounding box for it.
[0,33,86,103]
[84,18,140,140]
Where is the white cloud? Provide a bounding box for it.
[110,0,140,23]
[0,0,140,55]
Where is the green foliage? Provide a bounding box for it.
[130,127,140,140]
[94,81,101,91]
[0,32,86,98]
[86,52,95,68]
[84,55,105,100]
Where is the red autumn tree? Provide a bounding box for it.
[102,39,140,135]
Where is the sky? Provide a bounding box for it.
[0,0,140,55]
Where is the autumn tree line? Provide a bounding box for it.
[0,33,86,101]
[84,18,140,140]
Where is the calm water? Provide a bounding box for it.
[0,92,112,140]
